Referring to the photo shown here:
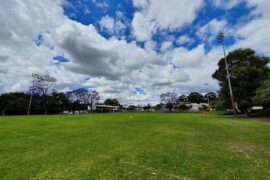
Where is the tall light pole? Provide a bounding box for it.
[27,73,37,115]
[204,83,210,106]
[218,33,237,116]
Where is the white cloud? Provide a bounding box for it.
[132,0,204,41]
[160,41,173,52]
[229,0,270,55]
[0,0,71,92]
[197,19,227,42]
[99,16,115,33]
[212,0,244,9]
[176,35,194,45]
[170,44,206,68]
[92,0,109,8]
[99,15,127,35]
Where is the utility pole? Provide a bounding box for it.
[204,83,210,111]
[27,73,38,115]
[204,83,210,105]
[218,33,237,116]
[27,93,33,115]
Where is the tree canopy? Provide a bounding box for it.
[0,93,28,115]
[188,92,204,103]
[104,99,120,106]
[253,80,270,109]
[179,94,188,103]
[212,48,270,112]
[160,92,179,111]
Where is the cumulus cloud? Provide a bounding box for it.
[99,16,115,33]
[99,14,127,36]
[230,0,270,55]
[0,0,68,92]
[131,0,204,41]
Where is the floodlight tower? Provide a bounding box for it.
[204,83,210,106]
[218,33,237,116]
[27,73,38,115]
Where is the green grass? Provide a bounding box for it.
[0,113,270,179]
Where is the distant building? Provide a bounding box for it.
[122,105,129,111]
[135,107,144,112]
[92,105,120,112]
[248,106,264,113]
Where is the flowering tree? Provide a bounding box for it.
[86,90,100,111]
[160,92,179,111]
[28,74,56,115]
[70,88,100,112]
[66,91,81,113]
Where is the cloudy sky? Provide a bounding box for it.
[0,0,269,105]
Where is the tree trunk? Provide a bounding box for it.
[90,103,93,112]
[72,102,75,114]
[1,110,5,116]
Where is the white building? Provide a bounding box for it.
[91,105,120,112]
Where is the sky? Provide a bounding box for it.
[0,0,270,105]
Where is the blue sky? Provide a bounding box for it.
[0,0,269,105]
[63,0,253,51]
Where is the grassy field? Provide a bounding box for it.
[0,113,270,179]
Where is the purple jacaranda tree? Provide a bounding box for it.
[71,88,100,112]
[66,90,81,114]
[66,91,76,103]
[28,74,56,115]
[160,92,179,111]
[72,88,89,104]
[87,90,100,111]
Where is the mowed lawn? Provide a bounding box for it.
[0,113,270,179]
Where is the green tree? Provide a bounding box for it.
[0,94,10,115]
[212,48,270,113]
[128,105,136,111]
[155,104,163,111]
[0,93,29,115]
[144,104,151,110]
[253,80,270,109]
[104,99,120,106]
[179,94,188,103]
[206,92,217,101]
[204,92,218,104]
[188,92,203,103]
[48,92,71,113]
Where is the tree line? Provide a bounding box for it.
[159,92,218,111]
[0,74,101,115]
[0,90,124,115]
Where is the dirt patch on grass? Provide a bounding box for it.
[227,143,257,159]
[227,143,270,160]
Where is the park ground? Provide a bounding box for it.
[0,113,270,179]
